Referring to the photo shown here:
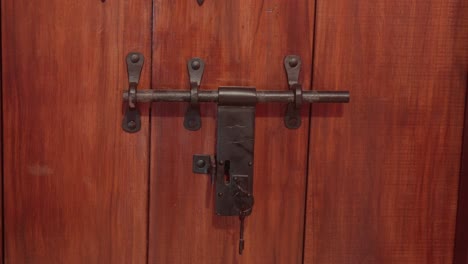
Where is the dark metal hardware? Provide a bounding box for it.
[192,154,211,174]
[184,58,205,131]
[284,55,303,129]
[218,90,255,255]
[239,214,246,254]
[214,87,255,217]
[192,88,256,217]
[123,89,349,104]
[122,52,144,133]
[122,54,349,130]
[193,87,256,255]
[192,154,216,183]
[121,52,350,255]
[197,0,204,6]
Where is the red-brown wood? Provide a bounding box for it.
[0,20,2,264]
[149,0,314,263]
[454,92,468,263]
[1,1,152,263]
[305,0,468,263]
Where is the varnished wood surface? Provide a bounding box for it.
[454,92,468,263]
[0,13,3,263]
[149,0,314,263]
[1,0,151,263]
[305,0,468,263]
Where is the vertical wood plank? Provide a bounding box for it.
[305,1,468,263]
[149,0,314,263]
[454,91,468,263]
[1,0,152,263]
[0,9,2,262]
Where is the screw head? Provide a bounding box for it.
[218,192,223,197]
[288,117,298,127]
[289,57,298,68]
[196,159,206,168]
[248,161,253,166]
[127,120,137,129]
[188,119,197,128]
[219,160,224,165]
[130,54,140,63]
[191,60,201,70]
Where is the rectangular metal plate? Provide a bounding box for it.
[215,105,255,216]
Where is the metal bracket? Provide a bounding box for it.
[193,154,216,183]
[184,58,205,131]
[122,52,144,133]
[284,55,303,129]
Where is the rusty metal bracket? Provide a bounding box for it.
[122,52,144,133]
[193,154,216,183]
[184,58,205,131]
[284,55,303,129]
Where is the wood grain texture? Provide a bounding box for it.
[1,0,151,263]
[305,0,468,263]
[149,0,314,263]
[0,13,2,263]
[454,88,468,264]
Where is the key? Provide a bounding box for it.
[233,177,254,255]
[239,212,245,255]
[233,178,254,215]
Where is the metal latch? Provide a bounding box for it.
[121,52,350,254]
[192,87,256,254]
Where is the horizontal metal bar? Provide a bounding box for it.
[123,89,350,104]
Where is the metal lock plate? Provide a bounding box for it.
[192,87,256,216]
[215,105,255,216]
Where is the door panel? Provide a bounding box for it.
[149,0,314,263]
[0,36,2,264]
[454,93,468,263]
[1,1,151,263]
[305,0,468,263]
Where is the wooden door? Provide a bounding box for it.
[2,0,152,263]
[305,0,468,263]
[2,0,468,263]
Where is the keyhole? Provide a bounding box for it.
[223,160,231,184]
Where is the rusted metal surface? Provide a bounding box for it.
[184,58,205,131]
[122,53,349,132]
[123,89,349,104]
[122,52,144,133]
